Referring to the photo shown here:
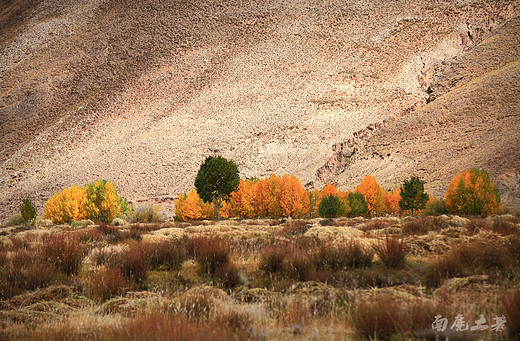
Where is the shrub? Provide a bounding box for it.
[41,233,85,276]
[345,192,368,217]
[279,220,311,236]
[402,216,448,235]
[20,198,36,225]
[452,241,507,272]
[91,246,121,266]
[187,237,230,274]
[71,219,95,229]
[490,218,519,235]
[283,252,315,281]
[111,312,250,340]
[0,249,57,299]
[134,203,162,223]
[5,213,25,226]
[85,266,126,302]
[445,168,500,215]
[503,289,520,337]
[216,263,241,288]
[352,294,437,339]
[259,245,289,274]
[422,198,448,216]
[361,218,391,231]
[373,236,407,268]
[423,255,464,288]
[318,195,344,218]
[145,239,187,270]
[314,240,373,271]
[117,243,148,284]
[96,223,122,244]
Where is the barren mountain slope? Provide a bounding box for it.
[322,15,520,210]
[1,0,519,219]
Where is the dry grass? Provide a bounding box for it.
[187,236,231,275]
[373,236,407,269]
[1,217,518,339]
[41,232,85,276]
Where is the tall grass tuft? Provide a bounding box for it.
[373,236,407,268]
[187,237,230,274]
[41,233,85,276]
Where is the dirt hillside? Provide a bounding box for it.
[1,0,519,219]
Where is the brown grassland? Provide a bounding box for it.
[1,214,519,340]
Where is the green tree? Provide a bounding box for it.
[345,192,368,217]
[445,168,500,215]
[399,176,429,216]
[318,194,345,218]
[20,198,36,225]
[194,156,240,221]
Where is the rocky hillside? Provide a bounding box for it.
[1,0,519,219]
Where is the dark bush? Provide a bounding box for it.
[85,267,126,302]
[187,237,230,274]
[314,240,373,271]
[0,249,57,299]
[402,216,448,235]
[503,289,520,337]
[259,245,289,274]
[41,233,85,276]
[283,252,315,281]
[423,255,464,288]
[280,220,311,236]
[352,294,437,339]
[373,236,407,269]
[216,263,241,288]
[20,198,37,225]
[117,243,148,284]
[318,195,345,218]
[145,238,187,270]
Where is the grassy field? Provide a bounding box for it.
[1,214,519,340]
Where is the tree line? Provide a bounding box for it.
[16,156,501,225]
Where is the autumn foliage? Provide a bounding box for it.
[355,176,388,216]
[45,181,128,224]
[445,168,500,215]
[174,169,501,221]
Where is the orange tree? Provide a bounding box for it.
[355,175,387,216]
[445,168,500,215]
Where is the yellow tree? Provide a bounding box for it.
[176,189,203,221]
[280,174,309,218]
[320,182,338,198]
[385,187,402,215]
[445,168,500,215]
[355,175,387,216]
[174,193,187,220]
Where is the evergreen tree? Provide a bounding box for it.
[194,156,240,221]
[399,176,429,216]
[345,192,368,217]
[318,194,344,218]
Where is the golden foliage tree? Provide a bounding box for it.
[177,189,203,221]
[355,175,388,216]
[445,168,500,215]
[45,181,126,224]
[385,187,402,215]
